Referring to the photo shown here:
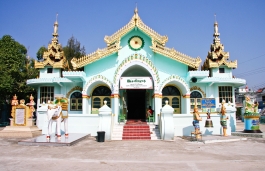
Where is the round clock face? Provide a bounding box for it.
[128,36,144,51]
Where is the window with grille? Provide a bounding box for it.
[190,91,202,112]
[40,86,54,103]
[92,86,111,114]
[218,86,233,103]
[219,68,225,73]
[47,68,53,73]
[70,92,82,111]
[162,86,181,114]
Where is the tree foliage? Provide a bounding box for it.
[63,36,86,70]
[36,46,47,61]
[0,35,38,105]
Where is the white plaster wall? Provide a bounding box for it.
[173,113,236,136]
[38,108,100,136]
[39,68,61,78]
[211,67,232,78]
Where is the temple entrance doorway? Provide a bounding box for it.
[126,89,146,120]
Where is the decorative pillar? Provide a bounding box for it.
[111,94,120,124]
[161,101,174,140]
[153,94,162,125]
[82,94,90,114]
[182,94,190,114]
[99,101,112,140]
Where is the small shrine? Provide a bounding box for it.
[0,94,40,138]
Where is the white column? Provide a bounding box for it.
[182,97,190,114]
[82,95,90,115]
[154,94,162,125]
[112,94,120,124]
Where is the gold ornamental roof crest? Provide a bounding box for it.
[104,7,168,47]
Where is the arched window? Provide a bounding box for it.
[92,86,111,114]
[162,86,181,114]
[172,97,180,108]
[162,86,180,96]
[190,91,202,112]
[93,97,101,108]
[70,92,82,111]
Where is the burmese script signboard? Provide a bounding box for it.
[202,98,216,108]
[120,77,153,89]
[15,108,26,126]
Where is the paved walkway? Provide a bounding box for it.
[0,120,265,170]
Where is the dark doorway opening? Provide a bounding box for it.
[127,89,146,120]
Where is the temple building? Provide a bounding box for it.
[27,8,246,139]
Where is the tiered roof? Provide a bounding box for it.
[202,21,237,70]
[35,15,68,69]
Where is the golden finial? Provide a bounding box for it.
[134,3,138,14]
[133,3,139,26]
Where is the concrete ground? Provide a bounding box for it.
[0,121,265,171]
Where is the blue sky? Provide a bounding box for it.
[0,0,264,90]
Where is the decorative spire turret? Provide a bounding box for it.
[35,14,68,70]
[201,15,237,71]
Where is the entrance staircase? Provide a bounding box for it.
[111,120,161,140]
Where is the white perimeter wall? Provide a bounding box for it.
[173,113,236,136]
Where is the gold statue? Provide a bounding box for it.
[220,101,229,136]
[192,105,202,139]
[28,94,35,118]
[11,94,18,106]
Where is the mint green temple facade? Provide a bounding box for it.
[27,9,246,138]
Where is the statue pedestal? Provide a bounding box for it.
[243,113,262,133]
[26,118,35,126]
[9,118,35,126]
[0,125,41,138]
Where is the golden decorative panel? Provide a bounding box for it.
[190,86,206,97]
[66,86,83,98]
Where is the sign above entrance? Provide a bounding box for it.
[120,77,153,89]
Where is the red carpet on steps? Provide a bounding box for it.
[122,120,151,140]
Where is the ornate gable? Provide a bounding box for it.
[71,7,201,70]
[104,7,168,46]
[35,16,68,69]
[202,21,237,70]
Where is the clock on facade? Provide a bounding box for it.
[128,36,144,51]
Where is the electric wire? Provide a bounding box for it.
[238,54,265,64]
[236,67,265,77]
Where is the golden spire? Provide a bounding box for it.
[134,3,138,14]
[133,4,139,26]
[53,13,59,37]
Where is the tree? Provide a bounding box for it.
[0,35,38,105]
[36,46,47,61]
[63,36,86,70]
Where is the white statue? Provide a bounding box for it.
[46,104,68,139]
